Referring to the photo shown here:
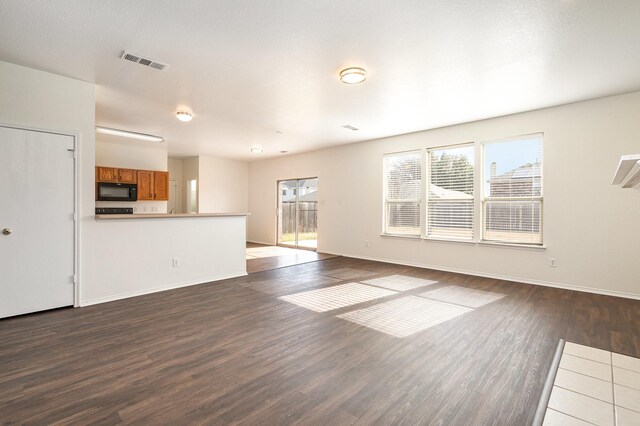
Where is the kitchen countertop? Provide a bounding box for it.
[95,213,250,220]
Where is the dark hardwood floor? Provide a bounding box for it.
[1,256,639,424]
[246,242,337,273]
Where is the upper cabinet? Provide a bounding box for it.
[137,170,154,200]
[117,168,137,184]
[97,166,137,183]
[134,170,169,200]
[96,166,169,201]
[153,171,169,200]
[96,167,118,182]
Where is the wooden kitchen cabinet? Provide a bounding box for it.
[137,171,168,200]
[96,167,118,182]
[117,168,137,183]
[96,166,169,201]
[137,170,154,200]
[153,171,169,200]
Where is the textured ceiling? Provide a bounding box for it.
[1,0,639,160]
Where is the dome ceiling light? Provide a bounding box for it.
[176,111,193,122]
[339,67,367,84]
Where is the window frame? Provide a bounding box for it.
[479,133,544,246]
[381,133,544,248]
[425,142,476,242]
[382,149,423,237]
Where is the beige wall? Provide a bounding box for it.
[182,157,199,212]
[248,91,640,298]
[197,155,249,213]
[168,157,184,213]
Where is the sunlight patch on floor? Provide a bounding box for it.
[418,285,505,308]
[337,296,472,338]
[362,275,438,291]
[246,245,314,259]
[319,268,378,280]
[278,283,396,312]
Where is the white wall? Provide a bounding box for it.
[168,157,184,213]
[182,156,199,212]
[95,139,168,213]
[0,60,247,307]
[248,91,640,298]
[0,60,95,305]
[81,216,247,305]
[198,155,249,213]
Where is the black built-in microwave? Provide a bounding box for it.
[96,182,138,202]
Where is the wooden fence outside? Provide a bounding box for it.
[280,202,317,234]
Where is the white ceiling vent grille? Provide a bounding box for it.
[120,51,169,71]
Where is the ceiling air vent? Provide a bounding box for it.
[120,51,169,71]
[342,124,359,131]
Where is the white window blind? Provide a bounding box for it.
[383,151,422,236]
[427,145,475,240]
[482,134,543,244]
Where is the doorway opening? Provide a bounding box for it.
[277,177,318,250]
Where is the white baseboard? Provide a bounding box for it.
[79,271,248,307]
[324,251,640,301]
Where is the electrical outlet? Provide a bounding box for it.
[365,240,369,247]
[172,258,181,268]
[549,258,557,268]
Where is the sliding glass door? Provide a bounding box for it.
[277,178,318,250]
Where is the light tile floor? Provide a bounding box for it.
[543,342,640,426]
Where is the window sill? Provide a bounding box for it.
[423,237,476,246]
[380,233,422,240]
[380,233,546,251]
[477,241,546,251]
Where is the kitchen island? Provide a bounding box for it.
[83,212,249,306]
[95,212,249,220]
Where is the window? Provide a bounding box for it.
[383,151,421,236]
[482,134,543,245]
[382,134,544,246]
[427,145,474,240]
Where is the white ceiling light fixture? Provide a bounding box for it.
[176,111,193,122]
[251,147,263,153]
[340,67,367,84]
[95,126,164,143]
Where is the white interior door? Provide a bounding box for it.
[0,126,75,318]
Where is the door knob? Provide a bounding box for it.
[2,228,12,235]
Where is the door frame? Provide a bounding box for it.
[0,122,80,308]
[275,177,318,251]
